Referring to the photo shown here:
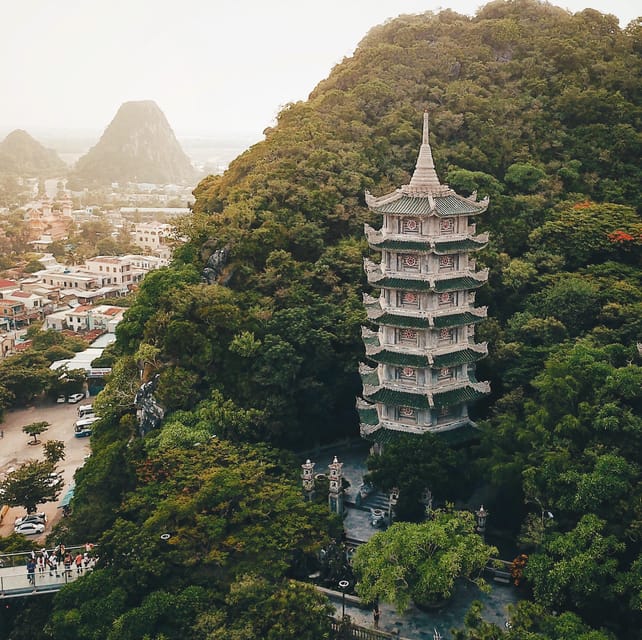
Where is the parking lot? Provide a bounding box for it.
[0,397,92,541]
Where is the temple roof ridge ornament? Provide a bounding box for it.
[404,111,451,196]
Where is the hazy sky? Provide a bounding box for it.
[1,0,639,142]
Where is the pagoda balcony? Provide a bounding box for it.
[365,341,430,366]
[365,224,489,254]
[378,421,428,435]
[429,417,476,433]
[432,342,488,360]
[379,377,487,397]
[432,306,487,326]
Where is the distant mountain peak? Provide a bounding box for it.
[73,100,197,186]
[0,129,67,176]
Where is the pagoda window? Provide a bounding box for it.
[397,328,418,346]
[397,406,417,423]
[439,218,455,234]
[437,406,456,422]
[438,291,455,307]
[401,218,420,234]
[438,328,455,344]
[438,255,456,271]
[399,290,419,308]
[438,367,454,381]
[399,254,420,271]
[397,366,417,384]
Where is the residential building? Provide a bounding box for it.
[83,256,133,288]
[131,222,174,260]
[24,198,73,242]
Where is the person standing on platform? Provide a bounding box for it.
[27,558,36,586]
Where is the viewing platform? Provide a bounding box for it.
[0,546,95,599]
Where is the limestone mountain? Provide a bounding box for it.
[0,129,67,176]
[72,100,197,185]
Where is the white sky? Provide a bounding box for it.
[1,0,639,142]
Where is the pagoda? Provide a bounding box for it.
[357,111,490,447]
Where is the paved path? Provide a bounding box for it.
[0,398,92,540]
[326,579,521,639]
[317,443,522,639]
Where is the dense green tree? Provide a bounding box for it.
[43,439,66,466]
[525,515,625,620]
[22,420,49,445]
[364,433,470,521]
[353,510,496,611]
[0,459,62,513]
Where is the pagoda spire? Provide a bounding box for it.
[407,111,442,194]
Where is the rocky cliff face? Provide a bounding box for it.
[0,129,67,176]
[73,100,197,185]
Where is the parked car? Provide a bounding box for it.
[14,521,45,535]
[15,512,47,526]
[57,394,66,403]
[47,472,63,488]
[67,393,85,403]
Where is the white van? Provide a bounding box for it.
[77,404,94,418]
[74,416,98,438]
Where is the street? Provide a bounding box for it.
[0,397,92,541]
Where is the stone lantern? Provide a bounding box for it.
[301,459,315,500]
[475,504,489,535]
[328,456,344,515]
[388,486,399,522]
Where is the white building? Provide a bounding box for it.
[131,222,175,260]
[83,256,134,289]
[50,304,126,333]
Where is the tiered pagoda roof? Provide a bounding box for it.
[357,111,490,445]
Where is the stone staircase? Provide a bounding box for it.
[360,490,390,512]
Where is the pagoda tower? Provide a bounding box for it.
[357,112,490,447]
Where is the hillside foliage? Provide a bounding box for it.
[4,2,642,638]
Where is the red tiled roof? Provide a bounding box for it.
[0,279,18,289]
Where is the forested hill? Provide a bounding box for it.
[0,129,67,177]
[71,100,197,186]
[19,2,641,638]
[121,0,642,451]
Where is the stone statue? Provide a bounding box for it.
[134,373,164,436]
[201,246,229,284]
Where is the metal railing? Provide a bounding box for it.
[331,619,405,639]
[0,546,97,599]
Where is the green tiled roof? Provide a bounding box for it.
[435,195,485,216]
[433,312,485,328]
[362,332,380,347]
[366,387,431,409]
[371,277,433,291]
[375,314,431,328]
[367,428,411,445]
[357,405,380,426]
[432,386,488,408]
[372,239,432,251]
[365,422,481,446]
[371,197,433,216]
[368,350,430,367]
[434,277,485,292]
[432,349,486,367]
[360,368,380,387]
[370,195,485,217]
[433,238,487,253]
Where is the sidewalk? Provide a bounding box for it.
[327,580,521,639]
